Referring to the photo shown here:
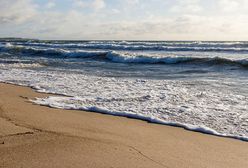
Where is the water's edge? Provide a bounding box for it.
[2,81,247,142]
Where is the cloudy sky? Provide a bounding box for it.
[0,0,248,40]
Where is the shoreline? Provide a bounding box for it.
[0,83,247,168]
[4,82,248,142]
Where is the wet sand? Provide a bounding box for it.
[0,83,247,168]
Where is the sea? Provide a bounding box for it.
[0,39,247,141]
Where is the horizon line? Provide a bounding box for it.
[0,37,248,42]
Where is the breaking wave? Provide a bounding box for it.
[1,43,247,68]
[106,51,248,67]
[0,43,107,58]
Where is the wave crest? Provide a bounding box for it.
[1,43,247,68]
[106,51,248,67]
[9,41,248,52]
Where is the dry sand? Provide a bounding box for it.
[0,83,247,168]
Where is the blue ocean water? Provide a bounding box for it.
[0,39,247,141]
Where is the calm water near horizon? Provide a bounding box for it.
[0,39,247,141]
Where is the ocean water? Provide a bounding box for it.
[0,39,247,141]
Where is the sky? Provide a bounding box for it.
[0,0,248,41]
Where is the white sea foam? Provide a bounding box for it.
[0,62,44,68]
[0,67,247,141]
[106,51,198,64]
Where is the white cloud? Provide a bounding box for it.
[73,0,87,8]
[73,0,105,10]
[92,0,105,10]
[46,1,56,9]
[170,0,202,13]
[0,0,37,24]
[1,0,248,40]
[218,0,242,12]
[126,0,139,5]
[112,9,120,14]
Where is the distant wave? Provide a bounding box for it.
[1,43,247,68]
[106,51,248,68]
[106,51,248,66]
[0,43,107,58]
[5,41,248,52]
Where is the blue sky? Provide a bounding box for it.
[0,0,248,40]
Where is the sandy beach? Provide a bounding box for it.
[0,83,247,168]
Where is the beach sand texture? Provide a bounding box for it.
[0,83,247,168]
